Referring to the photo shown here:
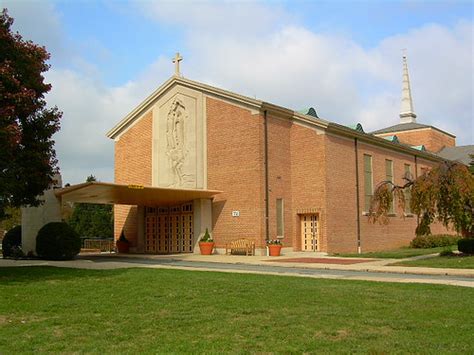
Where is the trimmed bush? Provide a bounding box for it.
[36,222,81,260]
[457,239,474,255]
[2,225,22,258]
[410,234,461,249]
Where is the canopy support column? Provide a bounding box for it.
[193,198,212,252]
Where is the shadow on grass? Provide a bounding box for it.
[0,266,128,285]
[77,254,179,264]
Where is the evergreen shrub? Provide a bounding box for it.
[36,222,81,260]
[457,239,474,254]
[2,225,22,257]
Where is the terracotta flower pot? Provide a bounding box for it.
[268,244,282,256]
[116,241,130,253]
[199,242,215,255]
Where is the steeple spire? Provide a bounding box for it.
[399,54,417,123]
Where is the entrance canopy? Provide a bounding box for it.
[55,182,222,205]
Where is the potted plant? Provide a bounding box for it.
[199,228,214,255]
[116,231,130,253]
[267,239,282,256]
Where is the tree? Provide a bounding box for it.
[370,161,474,238]
[68,176,113,240]
[0,206,21,233]
[0,9,62,219]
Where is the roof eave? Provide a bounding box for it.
[106,76,177,139]
[327,122,446,162]
[372,124,456,139]
[107,76,264,140]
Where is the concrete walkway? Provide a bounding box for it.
[1,252,473,288]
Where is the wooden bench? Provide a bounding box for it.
[225,239,255,256]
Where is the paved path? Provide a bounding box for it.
[1,253,473,288]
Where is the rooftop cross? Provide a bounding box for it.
[173,52,183,76]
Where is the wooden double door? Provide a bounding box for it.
[145,203,194,254]
[301,214,319,252]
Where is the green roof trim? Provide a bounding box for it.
[346,123,365,133]
[412,145,426,151]
[383,135,400,143]
[297,107,319,118]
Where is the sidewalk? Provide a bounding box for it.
[86,251,474,278]
[2,251,472,278]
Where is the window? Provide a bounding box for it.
[404,164,412,214]
[364,154,373,212]
[276,198,284,237]
[385,159,394,214]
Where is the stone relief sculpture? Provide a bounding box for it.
[166,97,195,187]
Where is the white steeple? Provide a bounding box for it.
[399,54,417,123]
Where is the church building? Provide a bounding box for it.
[57,54,459,255]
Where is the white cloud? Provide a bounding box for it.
[176,19,472,144]
[45,56,171,184]
[3,1,472,185]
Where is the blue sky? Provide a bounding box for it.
[52,0,472,86]
[2,0,473,184]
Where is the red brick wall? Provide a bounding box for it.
[111,92,455,254]
[267,115,293,247]
[289,124,327,251]
[324,135,358,253]
[206,98,266,248]
[324,137,454,253]
[376,128,455,153]
[114,111,152,246]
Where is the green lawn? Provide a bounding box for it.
[334,245,457,259]
[392,254,474,269]
[0,267,473,353]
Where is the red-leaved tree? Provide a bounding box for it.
[370,161,474,238]
[0,9,62,219]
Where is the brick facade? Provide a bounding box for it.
[206,98,266,248]
[111,80,454,254]
[114,111,152,246]
[376,128,455,153]
[289,123,327,251]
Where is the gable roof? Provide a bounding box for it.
[107,75,265,139]
[107,75,445,163]
[437,145,474,165]
[371,122,456,138]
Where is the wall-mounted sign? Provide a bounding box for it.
[232,211,240,217]
[128,184,144,190]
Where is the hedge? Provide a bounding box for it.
[410,234,461,249]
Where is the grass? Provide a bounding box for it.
[392,254,474,269]
[0,267,473,353]
[334,245,457,259]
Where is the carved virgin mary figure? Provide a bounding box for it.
[166,98,188,187]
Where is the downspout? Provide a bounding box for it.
[414,155,418,178]
[354,138,361,254]
[415,155,419,226]
[264,110,270,242]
